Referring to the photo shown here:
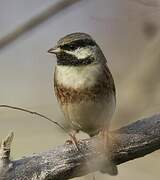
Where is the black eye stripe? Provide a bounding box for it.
[60,44,77,50]
[60,39,95,50]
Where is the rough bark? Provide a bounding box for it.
[0,114,160,179]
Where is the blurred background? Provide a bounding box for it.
[0,0,160,179]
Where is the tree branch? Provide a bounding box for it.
[0,114,160,179]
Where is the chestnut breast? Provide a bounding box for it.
[54,63,115,104]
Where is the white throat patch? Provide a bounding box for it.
[55,63,102,89]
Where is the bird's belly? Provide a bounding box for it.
[54,64,116,136]
[62,96,115,136]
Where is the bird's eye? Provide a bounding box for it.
[69,44,77,50]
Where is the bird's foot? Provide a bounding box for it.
[65,131,80,151]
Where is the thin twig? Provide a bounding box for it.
[0,105,68,134]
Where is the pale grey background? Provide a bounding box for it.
[0,0,160,179]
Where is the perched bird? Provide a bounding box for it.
[48,32,118,175]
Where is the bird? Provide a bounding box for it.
[48,32,118,175]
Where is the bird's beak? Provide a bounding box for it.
[48,47,61,54]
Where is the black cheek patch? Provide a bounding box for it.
[57,52,76,65]
[57,52,94,66]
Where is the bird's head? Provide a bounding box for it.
[48,32,106,66]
